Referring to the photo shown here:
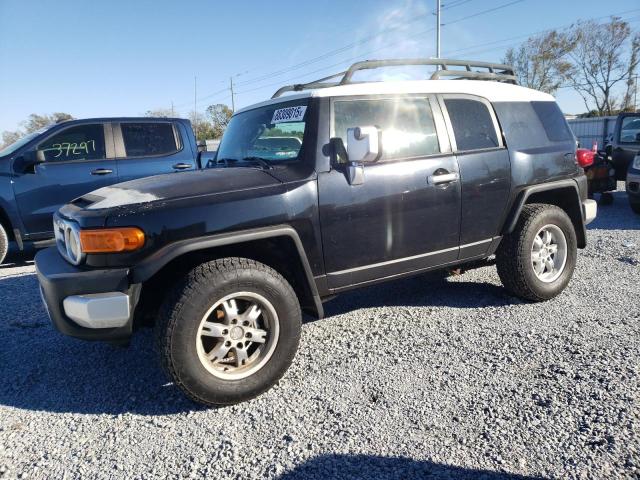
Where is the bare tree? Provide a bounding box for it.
[1,112,74,149]
[570,17,640,116]
[504,30,576,94]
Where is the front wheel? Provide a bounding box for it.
[156,257,302,406]
[496,204,577,302]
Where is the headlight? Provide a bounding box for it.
[633,154,640,170]
[65,226,83,264]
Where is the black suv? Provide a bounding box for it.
[36,60,597,406]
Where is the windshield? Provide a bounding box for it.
[216,100,308,165]
[620,117,640,144]
[0,126,50,157]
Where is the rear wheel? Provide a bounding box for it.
[0,224,8,265]
[156,257,301,406]
[496,204,577,302]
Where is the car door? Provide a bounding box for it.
[11,123,117,236]
[439,95,511,259]
[318,95,461,291]
[114,121,197,183]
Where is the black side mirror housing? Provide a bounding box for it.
[14,150,45,174]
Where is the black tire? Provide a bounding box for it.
[0,223,8,265]
[599,192,614,205]
[156,257,301,406]
[630,198,640,215]
[496,204,577,302]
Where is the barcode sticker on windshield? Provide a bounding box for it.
[271,106,307,124]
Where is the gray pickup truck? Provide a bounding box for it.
[0,117,199,264]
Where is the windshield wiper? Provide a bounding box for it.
[211,157,273,170]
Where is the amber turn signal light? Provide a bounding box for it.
[79,227,145,253]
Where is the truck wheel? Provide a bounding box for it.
[630,198,640,215]
[0,224,8,265]
[156,257,301,406]
[496,204,577,302]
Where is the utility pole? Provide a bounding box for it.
[194,76,198,139]
[436,0,441,60]
[230,76,236,112]
[171,101,174,116]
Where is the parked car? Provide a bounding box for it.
[35,59,596,406]
[583,148,616,205]
[626,152,640,214]
[0,117,199,264]
[605,112,640,180]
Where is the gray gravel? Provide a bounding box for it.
[0,188,638,480]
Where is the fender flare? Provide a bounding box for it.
[130,225,324,318]
[503,179,587,247]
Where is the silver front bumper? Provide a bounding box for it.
[582,199,597,225]
[62,292,131,329]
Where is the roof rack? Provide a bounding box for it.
[272,58,518,98]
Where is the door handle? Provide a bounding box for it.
[90,168,113,175]
[172,163,193,170]
[428,172,459,185]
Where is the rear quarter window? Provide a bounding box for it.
[531,101,573,142]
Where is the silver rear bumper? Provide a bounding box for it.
[62,292,131,329]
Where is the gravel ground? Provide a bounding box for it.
[0,189,638,480]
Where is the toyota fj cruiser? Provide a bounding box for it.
[36,59,597,406]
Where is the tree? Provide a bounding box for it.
[205,104,233,139]
[569,17,640,116]
[503,30,576,94]
[188,111,216,142]
[0,112,74,149]
[145,108,174,117]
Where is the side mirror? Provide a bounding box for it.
[14,150,45,174]
[346,126,381,163]
[343,126,381,186]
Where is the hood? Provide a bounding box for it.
[77,167,281,211]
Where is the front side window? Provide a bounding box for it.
[620,117,640,144]
[444,98,500,151]
[333,97,439,161]
[37,124,105,162]
[216,100,308,165]
[121,123,179,157]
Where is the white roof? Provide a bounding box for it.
[235,80,555,114]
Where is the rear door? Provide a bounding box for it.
[439,95,511,259]
[318,94,461,290]
[12,123,117,236]
[114,121,197,183]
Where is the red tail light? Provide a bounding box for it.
[576,148,595,168]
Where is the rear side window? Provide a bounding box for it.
[38,124,106,162]
[333,97,440,161]
[444,98,499,151]
[531,101,573,142]
[121,123,179,157]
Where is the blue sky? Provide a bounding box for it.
[1,0,639,133]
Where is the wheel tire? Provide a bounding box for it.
[0,224,8,265]
[630,198,640,215]
[599,192,614,205]
[496,204,577,302]
[156,257,301,406]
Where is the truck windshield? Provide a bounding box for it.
[216,100,308,165]
[0,126,50,157]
